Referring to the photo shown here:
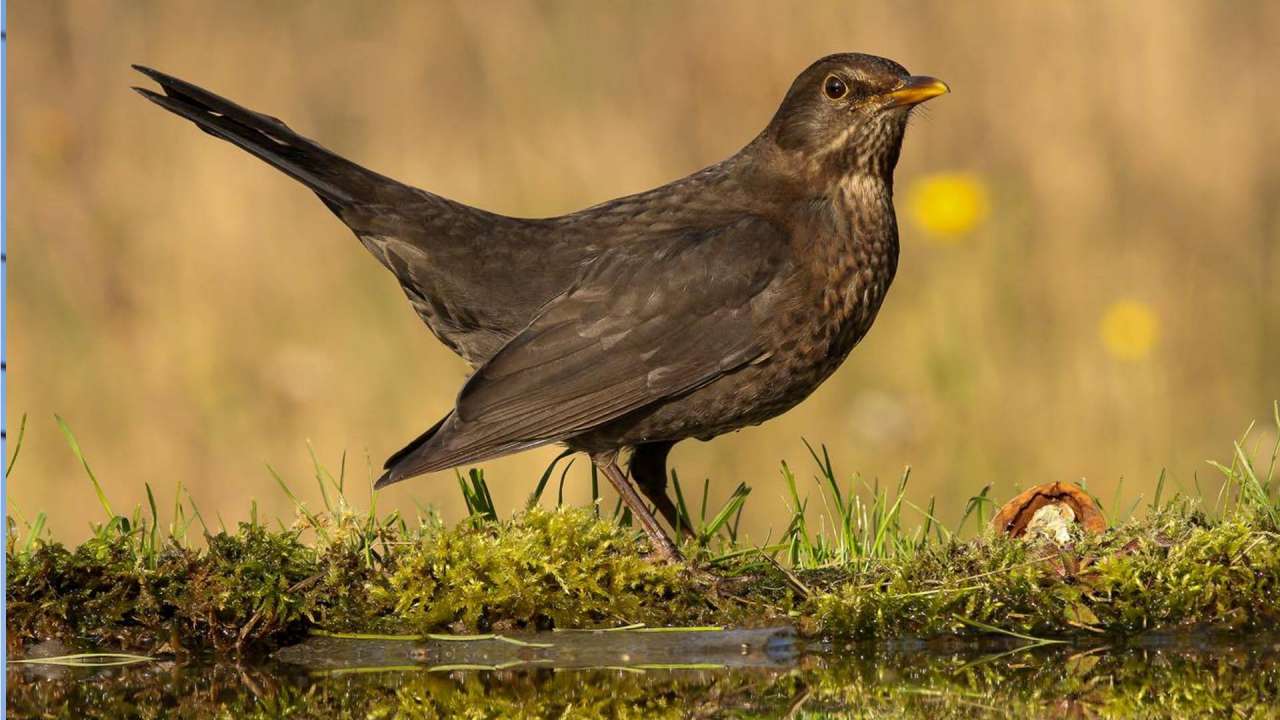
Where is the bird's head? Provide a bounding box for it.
[766,53,948,182]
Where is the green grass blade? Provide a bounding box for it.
[337,449,347,496]
[1109,476,1125,525]
[1122,494,1144,523]
[952,615,1065,645]
[9,652,155,667]
[21,513,46,556]
[868,481,907,560]
[556,457,575,508]
[145,482,159,562]
[1268,401,1280,497]
[5,412,27,479]
[699,482,751,542]
[528,448,574,510]
[957,485,991,537]
[671,470,691,538]
[268,464,323,531]
[171,478,188,545]
[184,486,211,537]
[306,441,334,514]
[475,469,496,520]
[590,464,601,517]
[55,414,113,520]
[457,468,498,522]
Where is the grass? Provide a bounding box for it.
[5,404,1280,656]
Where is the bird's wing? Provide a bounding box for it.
[376,216,795,486]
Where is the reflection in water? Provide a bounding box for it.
[8,632,1279,718]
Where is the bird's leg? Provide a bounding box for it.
[629,441,686,537]
[593,452,682,562]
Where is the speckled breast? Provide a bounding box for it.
[577,226,898,451]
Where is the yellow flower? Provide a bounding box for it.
[907,172,990,239]
[1099,300,1159,361]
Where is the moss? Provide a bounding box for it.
[373,507,711,632]
[806,505,1280,640]
[6,535,169,652]
[172,524,323,650]
[1086,518,1280,632]
[5,508,734,652]
[6,524,329,654]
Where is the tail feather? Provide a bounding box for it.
[374,413,555,488]
[376,414,452,488]
[132,65,412,210]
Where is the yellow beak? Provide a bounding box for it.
[885,76,950,108]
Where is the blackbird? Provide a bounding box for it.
[133,53,947,560]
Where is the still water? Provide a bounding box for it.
[8,628,1278,718]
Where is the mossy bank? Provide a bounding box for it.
[6,408,1280,657]
[7,500,1279,656]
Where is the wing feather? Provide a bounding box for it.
[376,217,793,485]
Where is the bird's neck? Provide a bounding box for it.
[833,171,896,238]
[834,171,898,271]
[732,140,901,275]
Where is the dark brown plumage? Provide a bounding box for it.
[133,53,948,560]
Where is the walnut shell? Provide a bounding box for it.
[991,482,1106,538]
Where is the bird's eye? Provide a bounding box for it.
[823,75,848,100]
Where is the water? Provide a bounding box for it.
[8,628,1279,718]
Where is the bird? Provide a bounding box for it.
[133,53,947,561]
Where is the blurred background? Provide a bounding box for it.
[8,1,1280,543]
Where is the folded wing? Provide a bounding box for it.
[376,216,793,486]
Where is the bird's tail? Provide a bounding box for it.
[132,65,415,212]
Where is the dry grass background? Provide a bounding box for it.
[8,1,1280,543]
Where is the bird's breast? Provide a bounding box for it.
[804,185,898,341]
